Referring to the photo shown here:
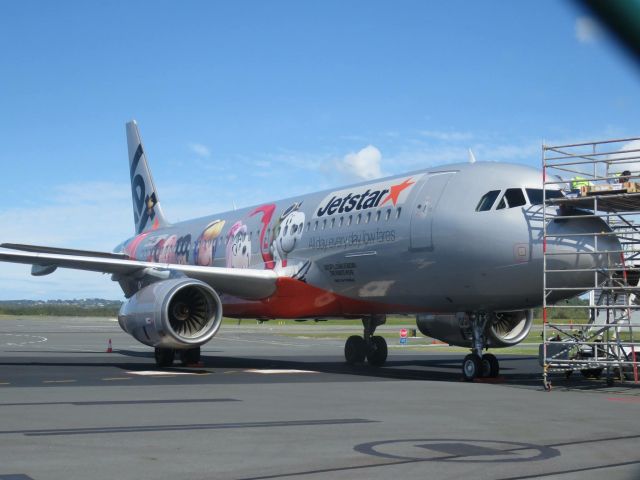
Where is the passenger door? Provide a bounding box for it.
[410,172,454,250]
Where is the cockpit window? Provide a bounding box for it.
[505,188,526,208]
[496,188,526,210]
[476,190,500,212]
[526,188,564,205]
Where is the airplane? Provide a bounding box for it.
[0,121,619,381]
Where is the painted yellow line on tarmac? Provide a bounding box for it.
[102,377,132,381]
[43,379,76,384]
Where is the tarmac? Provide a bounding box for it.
[0,316,639,480]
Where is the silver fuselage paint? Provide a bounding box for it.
[115,162,615,316]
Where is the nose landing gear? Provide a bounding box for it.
[344,315,388,367]
[461,313,500,381]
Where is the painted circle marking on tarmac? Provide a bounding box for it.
[0,333,48,347]
[354,438,560,463]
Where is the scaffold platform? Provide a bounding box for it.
[542,137,640,390]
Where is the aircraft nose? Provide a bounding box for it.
[545,215,621,302]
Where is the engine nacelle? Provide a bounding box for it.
[416,310,533,348]
[118,278,223,349]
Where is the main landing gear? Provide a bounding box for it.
[154,347,201,367]
[461,313,500,381]
[344,315,388,367]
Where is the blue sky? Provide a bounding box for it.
[1,0,639,299]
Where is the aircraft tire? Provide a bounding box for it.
[367,336,388,367]
[481,353,499,378]
[180,347,201,366]
[623,352,639,381]
[154,347,175,367]
[462,354,481,381]
[345,335,367,364]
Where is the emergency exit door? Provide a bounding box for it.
[410,172,454,250]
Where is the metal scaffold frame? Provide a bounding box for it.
[542,137,640,390]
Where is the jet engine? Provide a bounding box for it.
[118,278,223,349]
[416,310,533,348]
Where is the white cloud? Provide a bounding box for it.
[575,16,602,44]
[188,142,211,158]
[340,145,383,180]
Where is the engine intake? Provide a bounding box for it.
[416,310,533,348]
[118,278,223,348]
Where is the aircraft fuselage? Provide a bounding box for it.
[117,162,574,318]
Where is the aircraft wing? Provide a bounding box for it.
[0,245,277,300]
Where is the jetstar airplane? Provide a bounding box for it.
[0,121,619,380]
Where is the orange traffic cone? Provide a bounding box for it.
[106,339,113,353]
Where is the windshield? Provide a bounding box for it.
[476,190,501,211]
[526,188,564,205]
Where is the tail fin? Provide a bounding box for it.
[126,120,169,234]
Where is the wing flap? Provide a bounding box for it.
[0,249,277,300]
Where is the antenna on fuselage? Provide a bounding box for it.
[468,148,477,164]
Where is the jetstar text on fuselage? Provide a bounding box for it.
[314,176,422,218]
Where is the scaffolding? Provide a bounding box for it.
[542,137,640,390]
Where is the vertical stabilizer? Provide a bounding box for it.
[126,120,169,234]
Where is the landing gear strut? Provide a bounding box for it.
[461,313,500,381]
[154,347,175,367]
[344,315,388,367]
[154,347,201,367]
[180,347,201,366]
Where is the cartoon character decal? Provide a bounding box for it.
[147,236,166,262]
[174,234,192,265]
[249,204,276,269]
[158,234,177,263]
[270,202,305,269]
[194,220,225,266]
[225,221,251,268]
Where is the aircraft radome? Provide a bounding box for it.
[0,121,618,380]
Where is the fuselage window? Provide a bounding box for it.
[347,215,352,226]
[356,214,362,225]
[306,222,310,232]
[314,221,318,231]
[396,207,402,219]
[476,190,501,211]
[365,212,371,224]
[322,219,327,230]
[331,218,335,228]
[385,209,391,220]
[339,217,344,228]
[375,210,381,222]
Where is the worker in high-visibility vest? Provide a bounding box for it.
[570,176,590,192]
